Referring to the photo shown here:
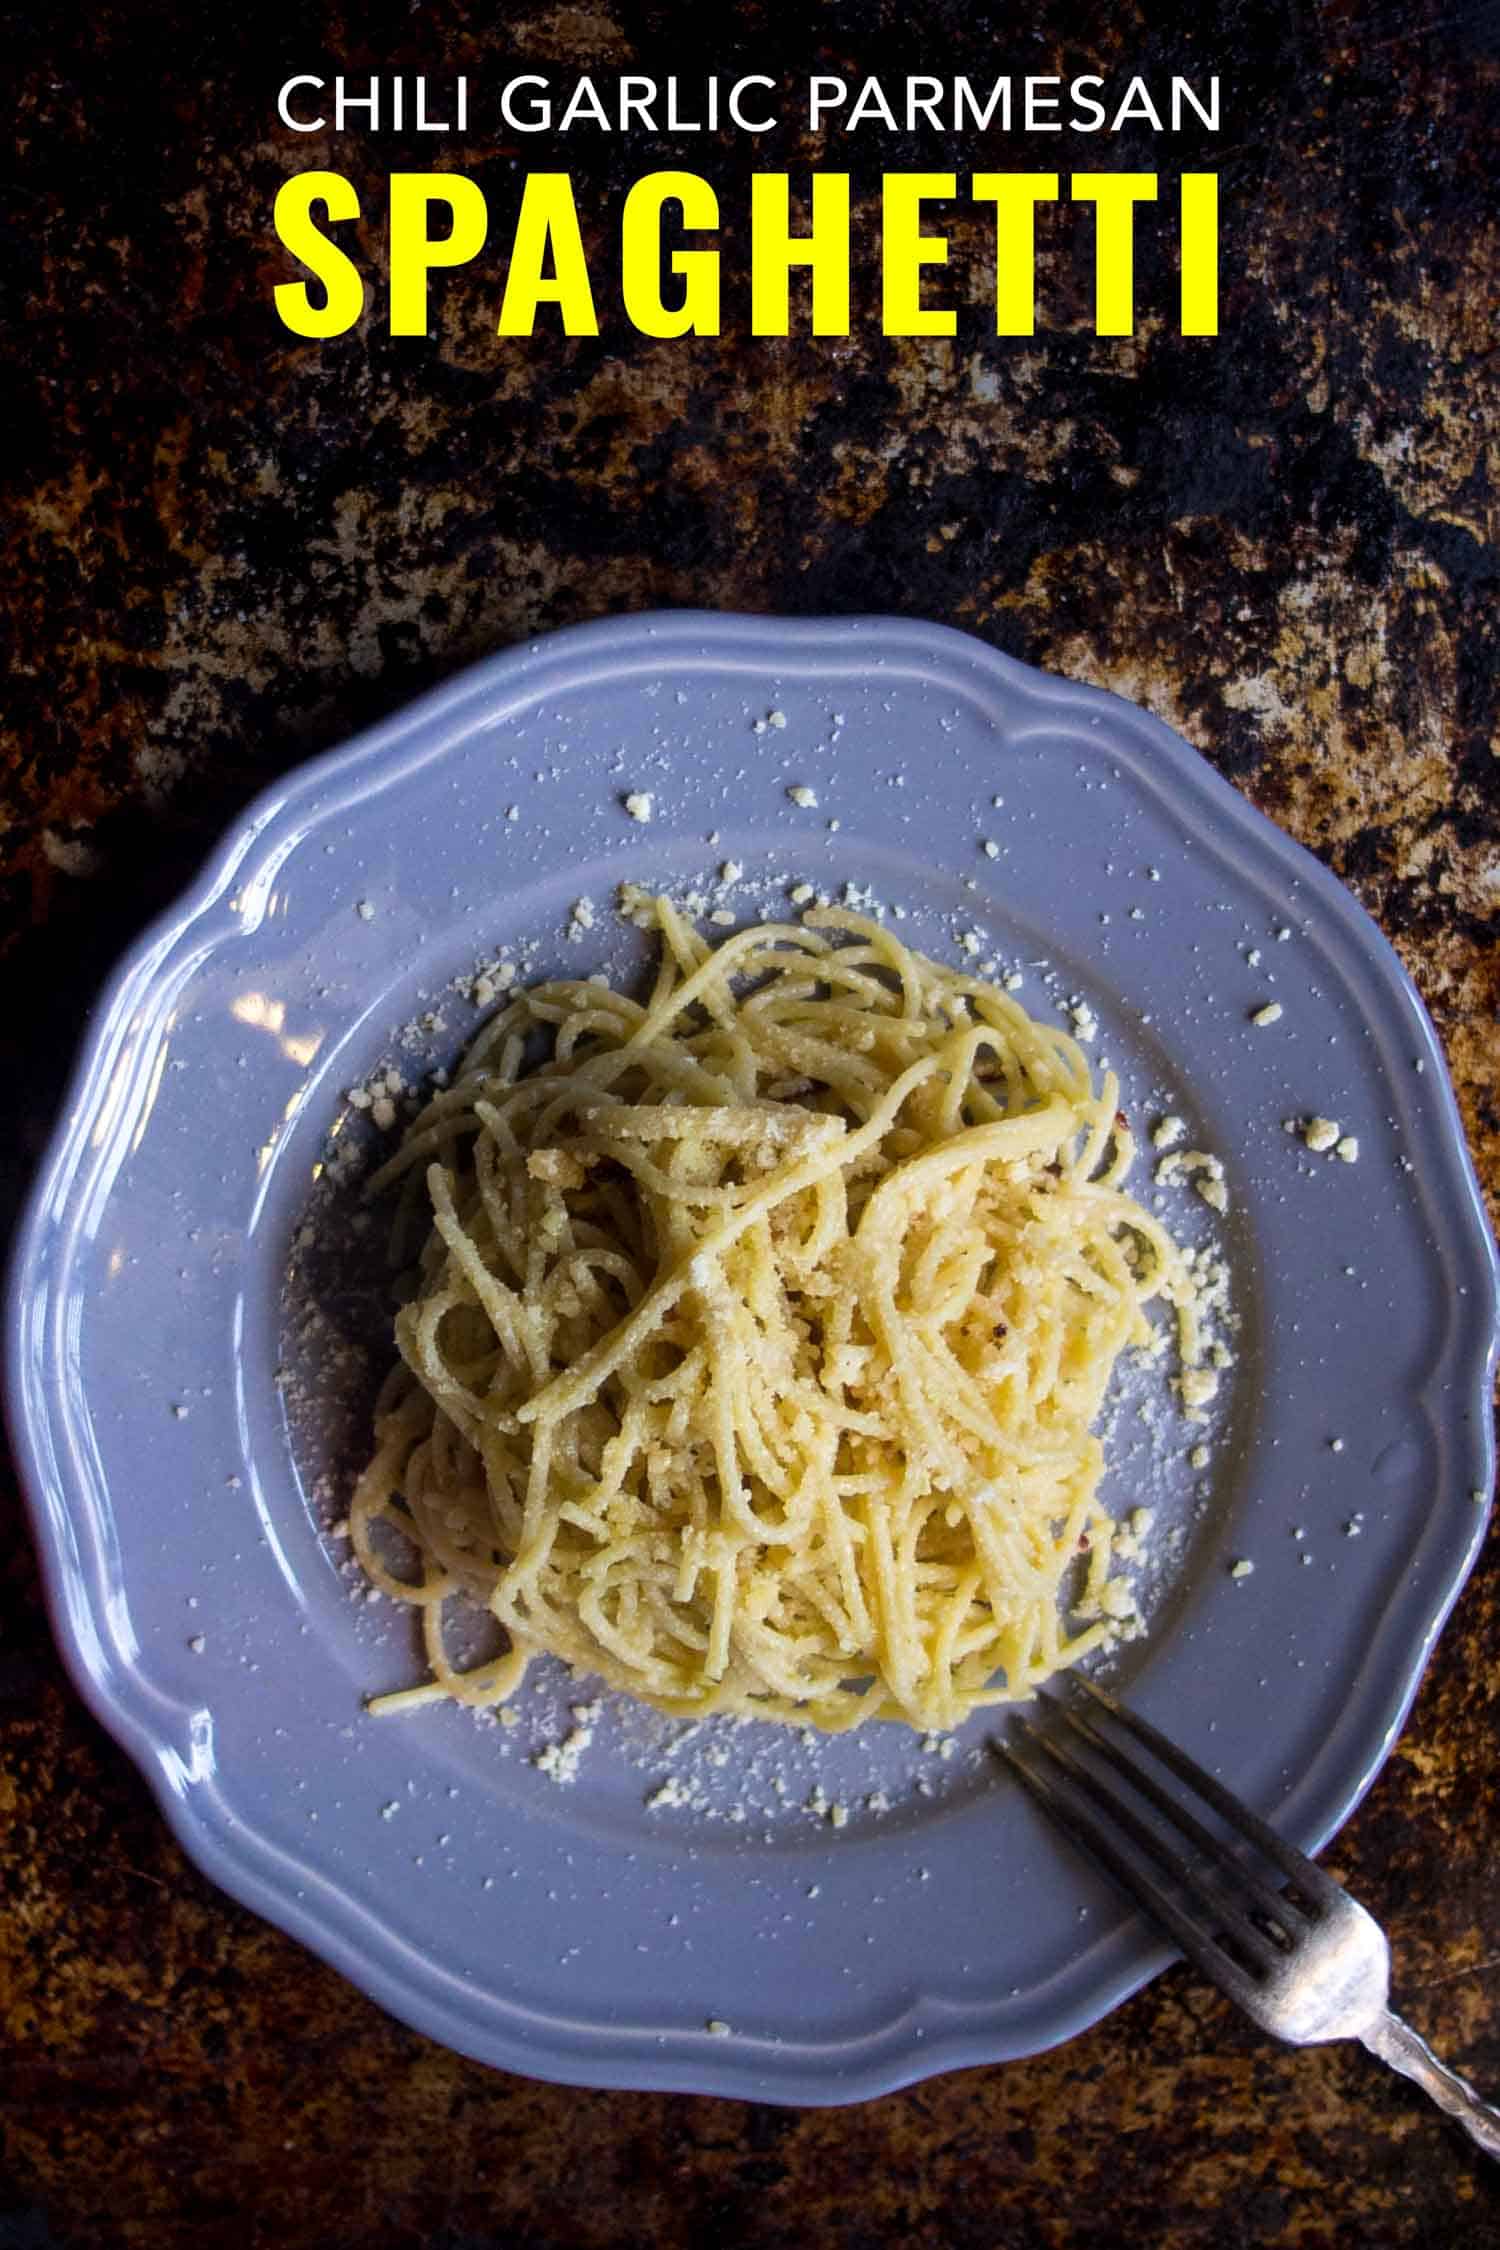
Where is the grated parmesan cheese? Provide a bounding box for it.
[532,1701,601,1785]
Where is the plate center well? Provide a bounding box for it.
[269,839,1248,1855]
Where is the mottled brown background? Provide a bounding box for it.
[3,0,1498,2244]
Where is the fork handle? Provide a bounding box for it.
[1360,2009,1500,2159]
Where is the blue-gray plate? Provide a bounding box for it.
[7,614,1496,2102]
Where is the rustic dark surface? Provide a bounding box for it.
[3,1,1498,2244]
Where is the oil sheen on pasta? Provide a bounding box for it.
[349,897,1204,1733]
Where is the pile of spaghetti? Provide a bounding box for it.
[349,896,1199,1734]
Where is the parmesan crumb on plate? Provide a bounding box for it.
[623,791,654,822]
[1250,1001,1283,1027]
[1180,1367,1220,1415]
[1155,1147,1229,1213]
[645,1776,695,1810]
[532,1702,601,1785]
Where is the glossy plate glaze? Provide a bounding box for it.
[7,614,1497,2104]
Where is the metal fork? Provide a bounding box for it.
[1001,1679,1500,2158]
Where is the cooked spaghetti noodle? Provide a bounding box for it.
[349,896,1200,1733]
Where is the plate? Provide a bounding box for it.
[8,613,1496,2104]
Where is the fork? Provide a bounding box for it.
[1001,1678,1500,2158]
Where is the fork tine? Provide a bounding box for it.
[999,1736,1266,2011]
[1016,1715,1279,1978]
[1074,1676,1344,1911]
[1045,1695,1306,1946]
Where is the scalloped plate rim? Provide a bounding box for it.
[6,610,1497,2104]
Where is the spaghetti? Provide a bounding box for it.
[349,895,1201,1733]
